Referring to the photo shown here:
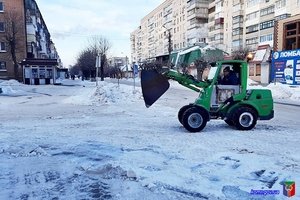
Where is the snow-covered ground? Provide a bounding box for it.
[0,78,299,199]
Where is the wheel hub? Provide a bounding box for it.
[188,113,203,128]
[239,112,253,128]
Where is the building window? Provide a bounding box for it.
[260,5,274,17]
[246,37,258,45]
[0,2,3,12]
[247,0,260,7]
[246,24,259,33]
[0,42,6,51]
[249,66,254,76]
[256,64,261,76]
[284,21,300,50]
[232,39,242,47]
[0,61,6,70]
[260,34,273,42]
[246,11,259,21]
[0,22,4,32]
[275,0,286,9]
[233,15,243,25]
[260,20,274,30]
[275,13,291,21]
[233,28,243,36]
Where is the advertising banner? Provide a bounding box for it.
[272,49,300,85]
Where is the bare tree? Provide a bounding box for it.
[76,48,96,79]
[88,36,112,81]
[1,10,25,80]
[231,46,251,60]
[194,49,224,80]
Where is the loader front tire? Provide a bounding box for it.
[182,107,208,132]
[178,105,193,125]
[232,106,257,130]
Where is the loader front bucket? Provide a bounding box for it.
[141,69,170,107]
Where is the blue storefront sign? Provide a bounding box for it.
[272,49,300,85]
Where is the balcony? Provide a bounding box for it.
[233,10,244,17]
[232,22,243,29]
[187,1,209,11]
[26,24,36,35]
[215,17,224,25]
[232,34,243,41]
[187,10,208,20]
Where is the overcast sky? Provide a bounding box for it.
[35,0,164,67]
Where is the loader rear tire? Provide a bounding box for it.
[178,105,193,125]
[182,107,208,132]
[232,106,257,130]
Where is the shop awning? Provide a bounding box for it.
[253,49,267,62]
[251,45,271,63]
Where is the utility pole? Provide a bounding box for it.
[100,54,104,81]
[163,24,172,66]
[95,55,101,86]
[167,30,172,58]
[125,56,128,79]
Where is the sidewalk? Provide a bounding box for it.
[274,99,300,107]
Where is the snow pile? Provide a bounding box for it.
[266,83,294,100]
[0,79,23,86]
[56,78,85,86]
[64,81,142,105]
[0,80,19,95]
[0,85,18,95]
[247,78,259,86]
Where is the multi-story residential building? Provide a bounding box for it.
[208,0,226,51]
[130,0,209,63]
[186,0,209,46]
[223,0,244,53]
[131,0,300,67]
[0,0,60,83]
[0,0,26,80]
[243,0,300,83]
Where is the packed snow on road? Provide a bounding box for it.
[0,79,299,199]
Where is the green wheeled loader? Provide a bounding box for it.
[141,60,274,132]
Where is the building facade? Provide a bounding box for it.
[274,14,300,51]
[131,0,300,72]
[131,0,209,63]
[0,0,60,82]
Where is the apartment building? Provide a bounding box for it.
[186,0,209,46]
[0,0,60,83]
[131,0,209,63]
[0,0,26,80]
[243,0,300,83]
[208,0,226,51]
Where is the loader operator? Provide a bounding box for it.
[219,66,239,85]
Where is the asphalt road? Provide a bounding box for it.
[107,78,300,127]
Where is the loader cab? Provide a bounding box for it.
[210,61,247,108]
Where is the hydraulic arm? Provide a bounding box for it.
[163,69,209,92]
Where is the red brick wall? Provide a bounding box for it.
[0,0,26,81]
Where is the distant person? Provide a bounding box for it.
[219,66,239,85]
